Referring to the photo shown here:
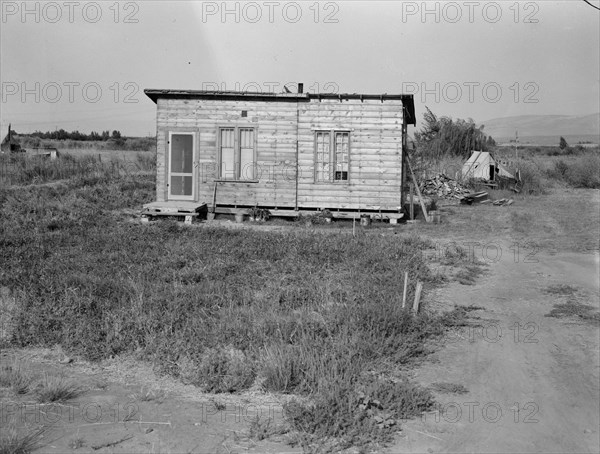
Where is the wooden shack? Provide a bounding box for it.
[1,124,23,153]
[143,87,416,221]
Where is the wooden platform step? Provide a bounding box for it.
[143,201,206,213]
[141,201,207,224]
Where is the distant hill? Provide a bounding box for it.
[481,113,600,145]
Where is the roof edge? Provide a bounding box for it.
[143,89,416,125]
[144,89,307,103]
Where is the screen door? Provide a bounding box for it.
[168,132,195,200]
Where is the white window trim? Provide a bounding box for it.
[313,129,351,183]
[217,126,258,181]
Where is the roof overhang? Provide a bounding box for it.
[144,89,416,125]
[144,89,307,103]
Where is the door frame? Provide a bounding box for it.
[167,130,197,201]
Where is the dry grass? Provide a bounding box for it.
[35,373,83,403]
[5,144,596,451]
[546,300,600,324]
[0,152,154,187]
[129,386,166,403]
[247,415,289,441]
[543,284,578,296]
[542,283,599,325]
[0,161,477,450]
[0,359,33,395]
[455,264,487,285]
[430,382,469,394]
[67,437,86,450]
[0,423,46,454]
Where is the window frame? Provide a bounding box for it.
[217,126,258,182]
[313,129,351,183]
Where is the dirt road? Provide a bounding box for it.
[392,241,600,453]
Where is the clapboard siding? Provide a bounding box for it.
[153,96,407,211]
[155,98,298,205]
[297,98,404,211]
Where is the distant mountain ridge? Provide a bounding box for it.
[480,114,600,144]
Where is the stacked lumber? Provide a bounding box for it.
[420,174,470,199]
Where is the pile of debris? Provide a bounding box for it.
[419,174,471,199]
[460,191,489,205]
[492,198,514,206]
[458,193,515,206]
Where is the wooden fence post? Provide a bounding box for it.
[413,281,423,314]
[409,184,414,220]
[402,272,408,309]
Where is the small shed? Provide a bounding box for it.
[144,86,417,220]
[0,124,22,153]
[462,151,514,181]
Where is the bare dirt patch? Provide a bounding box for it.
[1,348,301,454]
[387,188,600,453]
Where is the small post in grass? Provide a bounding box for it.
[410,183,414,220]
[402,271,408,309]
[353,215,356,237]
[413,281,423,314]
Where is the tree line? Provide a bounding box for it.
[28,129,122,141]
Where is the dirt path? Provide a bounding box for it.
[391,241,600,453]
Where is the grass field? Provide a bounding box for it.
[0,150,155,187]
[1,145,598,452]
[0,151,483,451]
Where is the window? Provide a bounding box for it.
[314,130,350,182]
[219,127,256,180]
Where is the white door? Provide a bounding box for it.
[168,132,195,200]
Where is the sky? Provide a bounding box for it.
[1,0,599,136]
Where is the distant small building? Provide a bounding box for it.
[0,124,23,153]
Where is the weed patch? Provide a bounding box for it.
[439,305,481,327]
[543,284,578,296]
[129,386,166,403]
[284,378,434,450]
[546,153,600,189]
[515,160,547,195]
[0,360,33,395]
[456,265,486,285]
[247,415,288,441]
[35,373,83,403]
[545,300,600,324]
[180,347,256,393]
[0,423,45,454]
[430,382,469,394]
[68,437,86,450]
